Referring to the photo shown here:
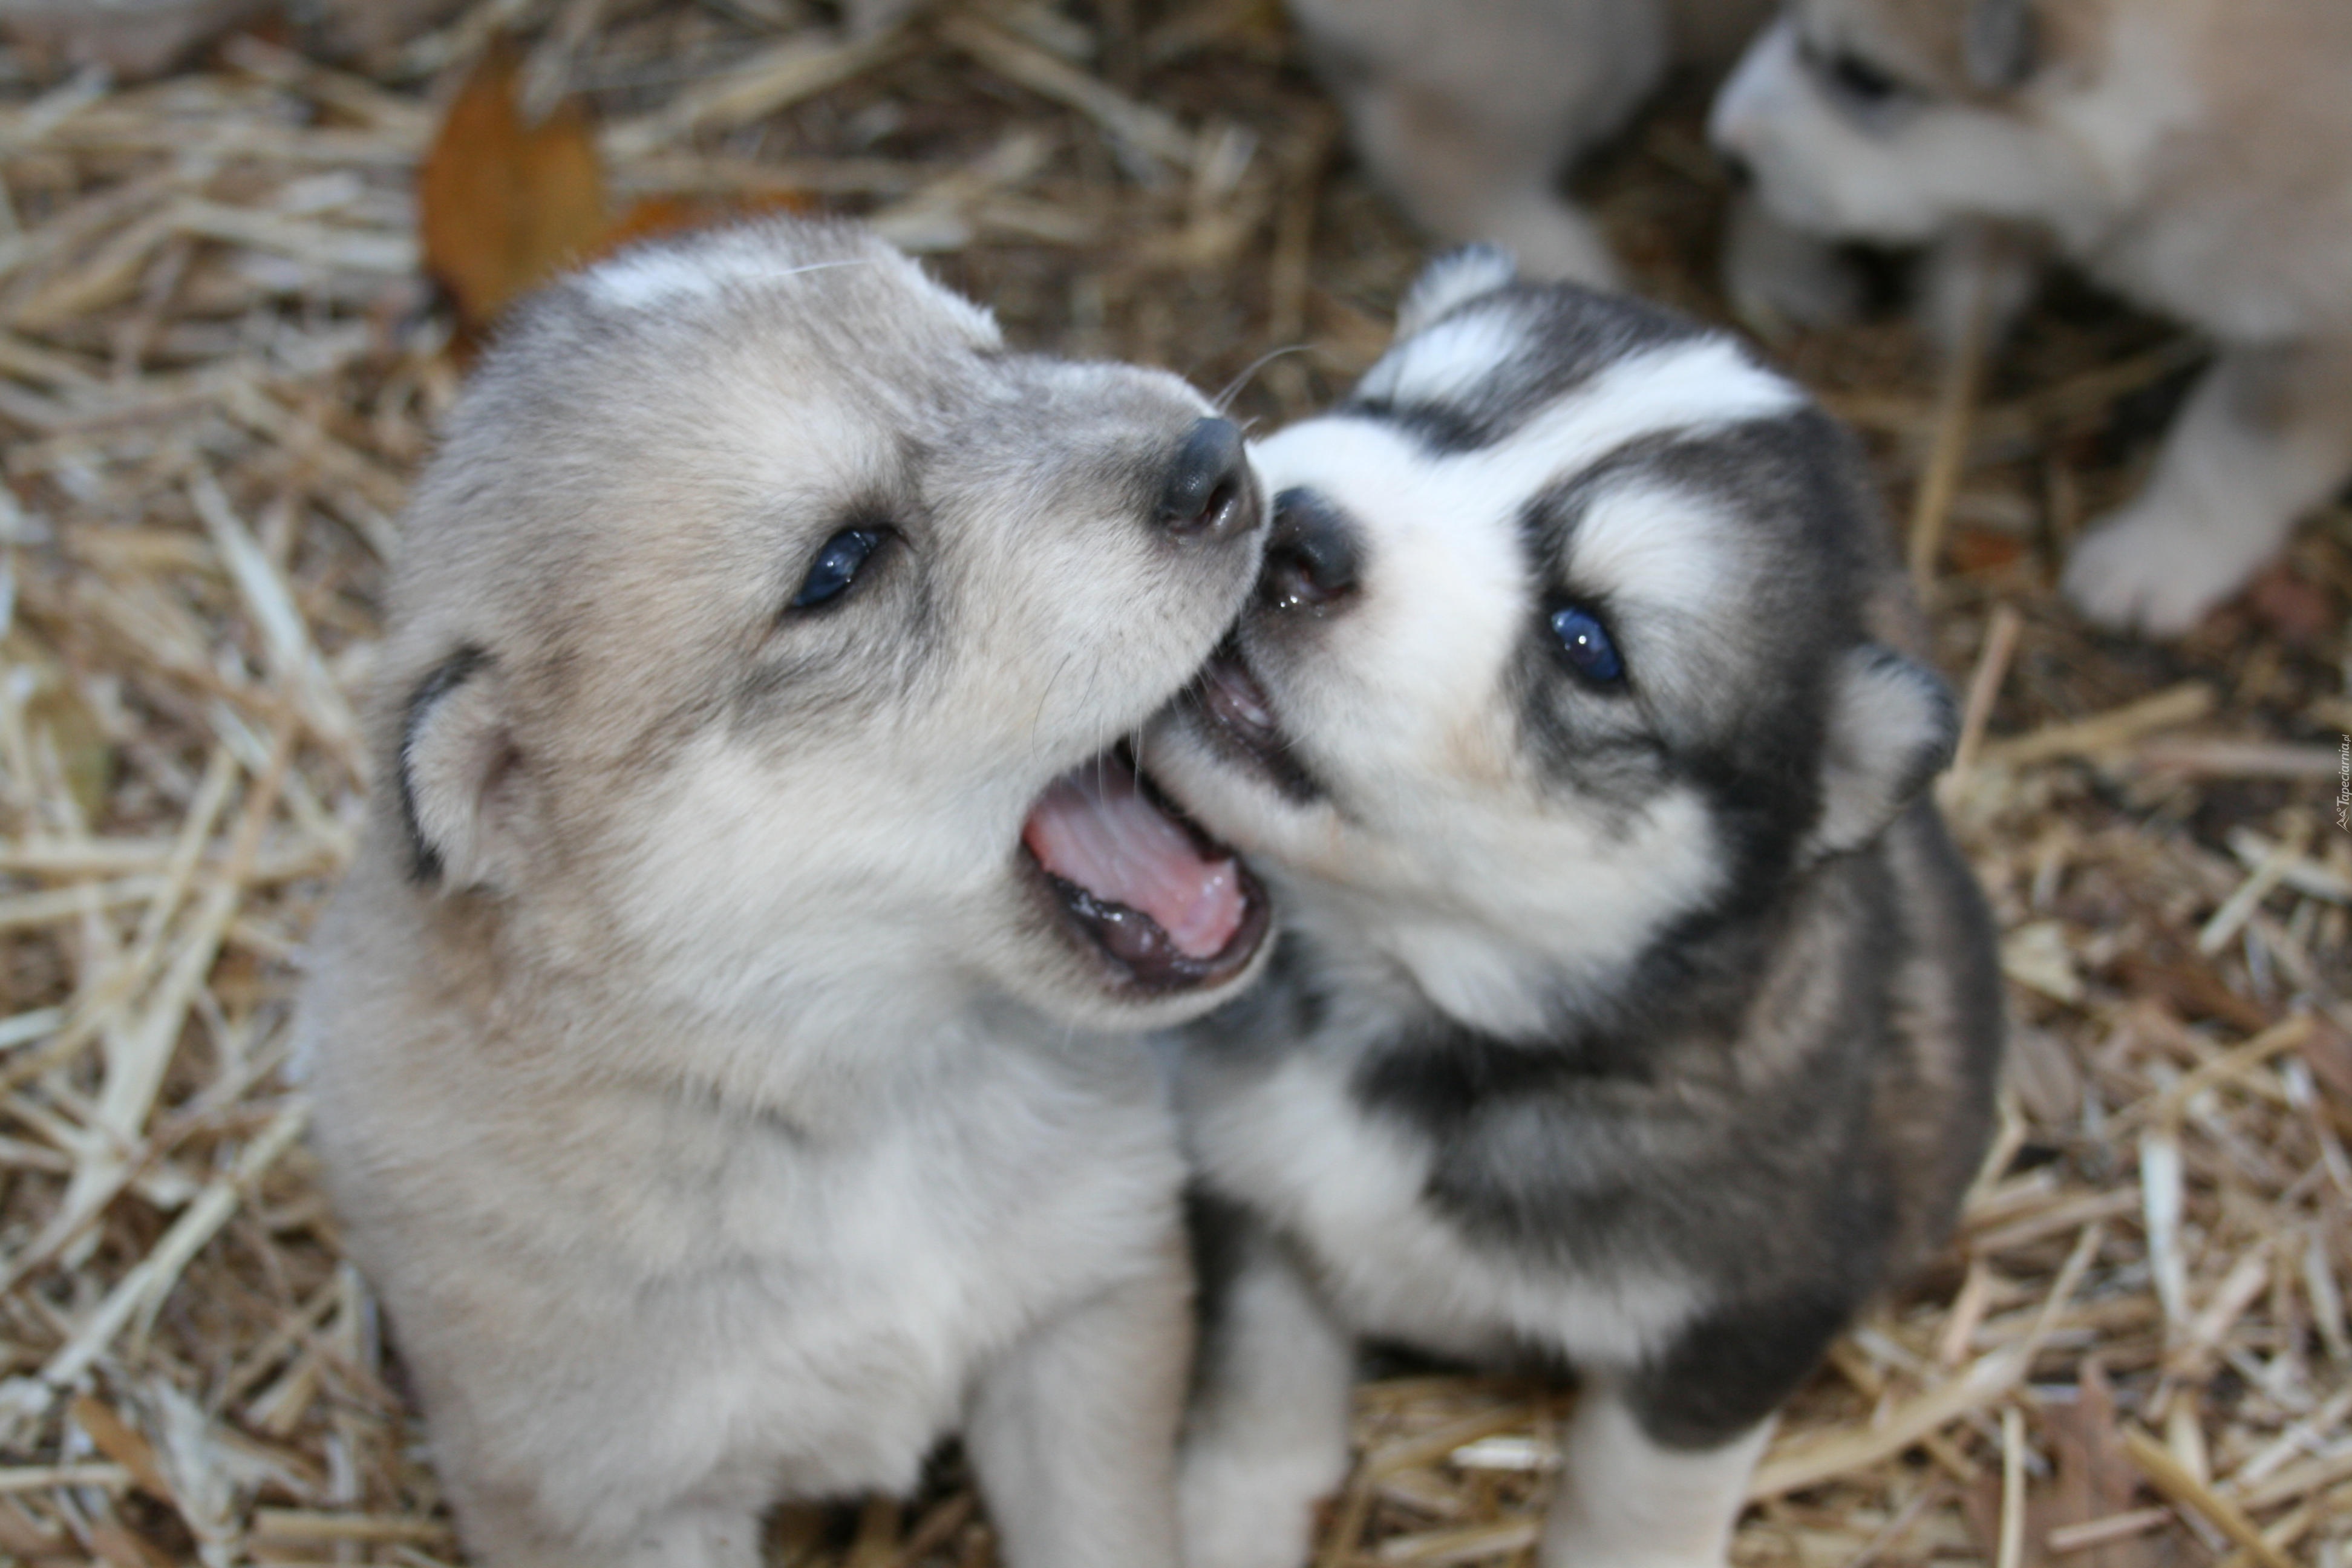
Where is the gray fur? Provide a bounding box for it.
[1962,0,2038,91]
[296,219,1272,1568]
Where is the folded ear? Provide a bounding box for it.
[1962,0,2037,91]
[398,647,527,892]
[1808,645,1958,861]
[1395,245,1520,339]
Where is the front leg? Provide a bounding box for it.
[1178,1201,1356,1568]
[387,1295,771,1568]
[967,1238,1193,1568]
[2063,342,2352,635]
[1540,1390,1773,1568]
[1544,1294,1846,1568]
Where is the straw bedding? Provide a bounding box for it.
[0,1,2343,1563]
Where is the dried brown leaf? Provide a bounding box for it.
[2109,949,2273,1034]
[1950,527,2030,577]
[592,188,817,259]
[2044,1364,2161,1568]
[418,40,609,336]
[1961,1368,2171,1568]
[416,48,821,347]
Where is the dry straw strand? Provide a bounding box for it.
[0,2,2339,1563]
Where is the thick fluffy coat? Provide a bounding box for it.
[1711,0,2352,633]
[296,220,1275,1568]
[1146,250,2002,1568]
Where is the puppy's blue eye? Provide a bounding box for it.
[792,528,885,609]
[1550,605,1624,685]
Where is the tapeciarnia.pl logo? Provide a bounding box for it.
[2339,733,2351,830]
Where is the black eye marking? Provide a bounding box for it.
[1829,48,1903,104]
[1802,34,1916,119]
[1549,603,1625,687]
[790,527,887,611]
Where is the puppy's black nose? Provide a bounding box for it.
[1716,148,1755,190]
[1262,488,1361,612]
[1158,418,1258,543]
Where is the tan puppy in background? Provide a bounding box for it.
[1712,0,2352,635]
[1287,0,1775,284]
[295,219,1275,1568]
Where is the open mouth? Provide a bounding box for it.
[1021,748,1270,993]
[1191,638,1319,801]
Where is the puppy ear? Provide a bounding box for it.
[398,648,526,892]
[1396,245,1520,339]
[1808,645,1958,861]
[1962,0,2037,91]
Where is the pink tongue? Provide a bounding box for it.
[1024,757,1246,961]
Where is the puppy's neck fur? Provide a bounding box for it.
[1267,841,1818,1062]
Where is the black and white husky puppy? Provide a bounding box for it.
[1146,249,2003,1568]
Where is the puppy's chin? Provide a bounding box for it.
[984,746,1276,1030]
[981,897,1276,1031]
[1138,642,1341,872]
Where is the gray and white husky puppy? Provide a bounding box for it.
[295,219,1275,1568]
[1146,249,2002,1568]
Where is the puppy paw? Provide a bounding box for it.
[1178,1442,1341,1568]
[1542,1549,1725,1568]
[1540,1517,1729,1568]
[2062,493,2284,636]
